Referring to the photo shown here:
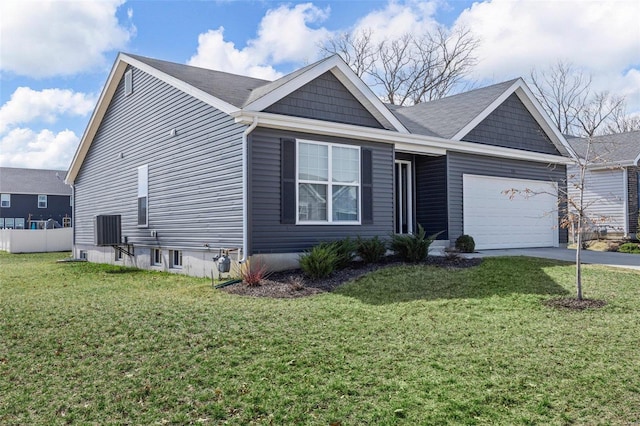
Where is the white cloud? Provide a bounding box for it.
[455,0,640,112]
[353,0,441,44]
[188,3,331,79]
[0,87,96,134]
[0,128,79,169]
[0,0,133,77]
[188,28,283,80]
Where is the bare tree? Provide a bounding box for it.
[529,61,631,137]
[321,26,479,105]
[529,61,590,135]
[606,101,640,134]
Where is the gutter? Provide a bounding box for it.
[233,111,574,165]
[239,116,259,263]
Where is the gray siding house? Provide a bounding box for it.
[566,131,640,239]
[66,53,574,276]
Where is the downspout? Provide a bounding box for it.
[239,116,259,263]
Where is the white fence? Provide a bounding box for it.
[0,228,72,253]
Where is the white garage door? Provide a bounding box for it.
[463,174,559,250]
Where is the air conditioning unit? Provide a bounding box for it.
[94,215,122,246]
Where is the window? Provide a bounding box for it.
[15,218,25,229]
[1,194,10,208]
[0,218,4,228]
[115,248,123,262]
[38,195,47,208]
[63,216,71,228]
[170,250,183,269]
[5,218,14,229]
[124,69,133,96]
[138,165,148,227]
[297,140,360,224]
[151,248,161,266]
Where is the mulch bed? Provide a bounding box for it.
[220,255,483,299]
[543,297,608,311]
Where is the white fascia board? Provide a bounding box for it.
[243,55,409,134]
[234,111,573,164]
[450,79,577,160]
[65,53,240,184]
[329,62,409,133]
[66,56,128,184]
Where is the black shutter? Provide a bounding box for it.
[281,138,296,224]
[361,148,373,224]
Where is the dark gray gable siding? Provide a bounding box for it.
[74,65,246,249]
[263,72,385,129]
[447,151,568,243]
[248,128,393,254]
[462,93,560,155]
[415,155,448,239]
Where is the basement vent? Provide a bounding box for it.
[95,215,122,246]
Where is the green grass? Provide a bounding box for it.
[1,252,639,425]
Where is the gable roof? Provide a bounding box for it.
[566,130,640,166]
[66,53,409,184]
[127,54,270,108]
[0,167,72,196]
[392,79,518,139]
[390,78,573,157]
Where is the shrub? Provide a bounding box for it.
[618,242,640,254]
[356,236,387,264]
[299,245,337,279]
[326,237,357,270]
[239,258,269,287]
[389,225,443,262]
[455,235,476,253]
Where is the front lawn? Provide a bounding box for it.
[1,252,639,424]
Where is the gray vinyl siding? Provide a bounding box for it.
[249,128,393,253]
[629,166,639,235]
[264,72,384,129]
[447,152,568,243]
[74,65,246,250]
[462,93,560,155]
[415,155,448,239]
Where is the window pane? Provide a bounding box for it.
[332,185,358,221]
[138,197,147,225]
[332,146,359,183]
[299,183,327,221]
[38,195,47,208]
[298,143,328,181]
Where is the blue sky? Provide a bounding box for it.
[1,0,639,170]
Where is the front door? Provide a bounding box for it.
[395,160,413,234]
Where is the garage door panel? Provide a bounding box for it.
[463,174,558,250]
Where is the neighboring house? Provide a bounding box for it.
[0,167,73,229]
[66,53,574,276]
[566,131,640,239]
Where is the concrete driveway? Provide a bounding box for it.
[473,247,640,271]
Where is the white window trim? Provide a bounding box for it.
[38,194,47,209]
[151,248,162,266]
[0,194,10,208]
[124,69,133,96]
[137,164,149,228]
[170,250,183,269]
[296,139,361,225]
